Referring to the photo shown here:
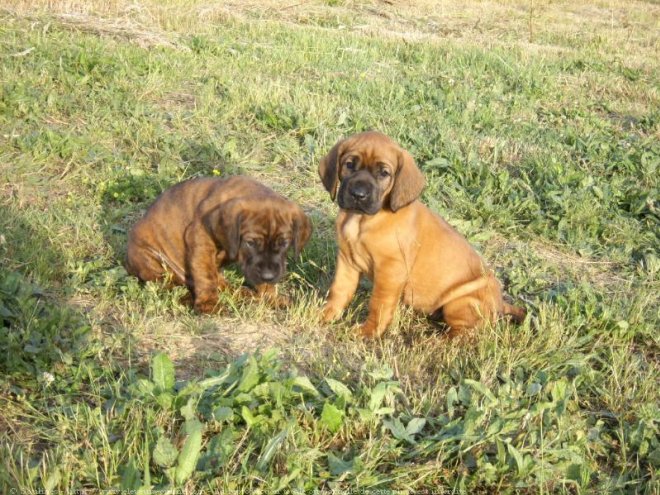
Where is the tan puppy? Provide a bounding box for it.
[126,176,311,313]
[319,131,525,338]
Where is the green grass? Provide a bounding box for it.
[1,1,659,493]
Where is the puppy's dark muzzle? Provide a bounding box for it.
[244,261,285,286]
[339,179,380,214]
[349,182,370,202]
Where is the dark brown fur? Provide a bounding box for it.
[126,176,312,313]
[319,131,526,338]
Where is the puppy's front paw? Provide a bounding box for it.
[194,297,219,314]
[251,284,290,309]
[357,321,379,339]
[270,293,291,309]
[261,290,291,309]
[321,304,342,323]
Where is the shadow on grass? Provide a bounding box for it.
[0,202,96,383]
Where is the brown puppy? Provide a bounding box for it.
[319,131,525,338]
[126,176,312,313]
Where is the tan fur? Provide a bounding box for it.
[319,131,525,338]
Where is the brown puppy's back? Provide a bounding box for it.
[126,176,284,283]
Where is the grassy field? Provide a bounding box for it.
[1,0,658,492]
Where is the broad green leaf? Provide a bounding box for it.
[44,467,60,493]
[565,463,590,485]
[132,379,155,397]
[174,421,203,485]
[155,392,174,410]
[367,366,393,381]
[0,302,14,318]
[153,436,178,468]
[198,428,234,471]
[526,382,542,396]
[357,408,375,421]
[486,418,503,436]
[120,460,141,490]
[242,406,257,427]
[446,386,458,417]
[327,452,354,476]
[234,392,253,404]
[507,443,524,474]
[325,378,353,402]
[368,382,388,411]
[237,356,260,392]
[457,384,472,406]
[196,367,234,391]
[292,375,319,396]
[320,402,344,432]
[180,397,196,421]
[383,417,412,443]
[463,379,497,404]
[24,344,40,354]
[253,382,271,398]
[406,417,426,436]
[551,380,568,403]
[184,418,203,435]
[256,428,288,471]
[212,406,233,422]
[151,352,175,392]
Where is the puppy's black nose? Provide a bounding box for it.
[350,183,370,201]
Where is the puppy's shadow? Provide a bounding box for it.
[285,206,339,299]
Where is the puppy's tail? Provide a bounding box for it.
[503,303,526,324]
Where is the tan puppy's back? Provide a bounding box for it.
[337,200,492,312]
[405,201,491,313]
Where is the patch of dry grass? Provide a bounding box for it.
[4,0,659,67]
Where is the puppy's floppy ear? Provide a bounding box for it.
[318,138,345,201]
[389,148,426,212]
[291,207,312,257]
[211,199,243,259]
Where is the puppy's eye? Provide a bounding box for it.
[276,238,289,249]
[244,239,257,248]
[379,169,391,178]
[345,161,356,171]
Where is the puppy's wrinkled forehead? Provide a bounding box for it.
[343,132,399,165]
[241,205,293,237]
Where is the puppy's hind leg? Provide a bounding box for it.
[126,244,168,283]
[438,297,487,338]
